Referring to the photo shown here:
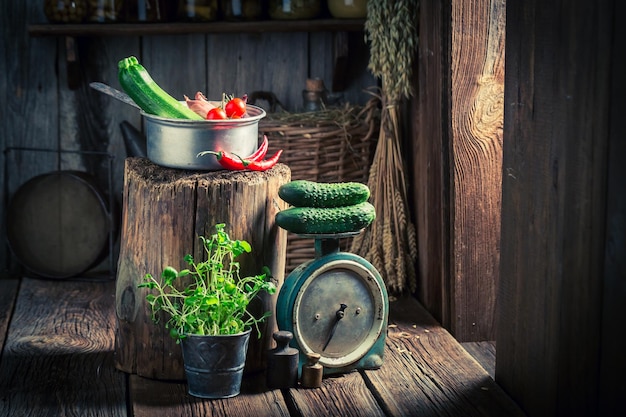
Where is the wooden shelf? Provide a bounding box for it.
[28,19,365,37]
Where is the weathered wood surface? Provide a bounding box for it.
[0,278,19,349]
[498,0,625,416]
[28,19,367,36]
[0,0,375,275]
[115,158,290,380]
[288,371,386,417]
[599,2,626,414]
[461,341,496,379]
[0,277,126,416]
[411,0,449,336]
[412,0,505,342]
[130,375,291,417]
[0,277,525,416]
[364,301,523,417]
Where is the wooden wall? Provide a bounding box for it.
[497,0,625,416]
[412,0,505,342]
[0,1,375,275]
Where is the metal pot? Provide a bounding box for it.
[143,104,266,170]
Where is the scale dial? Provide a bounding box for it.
[277,252,388,373]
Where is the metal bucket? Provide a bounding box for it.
[143,104,266,170]
[180,330,251,399]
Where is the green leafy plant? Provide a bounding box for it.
[138,223,276,341]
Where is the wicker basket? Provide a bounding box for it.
[260,98,380,273]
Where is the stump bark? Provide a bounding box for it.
[115,158,290,380]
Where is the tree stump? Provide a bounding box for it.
[115,158,290,380]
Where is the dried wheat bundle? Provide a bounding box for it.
[351,0,419,294]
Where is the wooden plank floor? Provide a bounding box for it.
[0,277,526,416]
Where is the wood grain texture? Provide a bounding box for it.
[288,372,386,417]
[115,158,290,380]
[130,374,291,417]
[498,0,618,415]
[449,0,505,342]
[1,1,373,275]
[412,0,505,342]
[364,297,524,417]
[599,2,626,415]
[0,277,126,416]
[412,0,450,332]
[0,278,20,348]
[461,341,496,379]
[1,278,526,416]
[1,1,60,273]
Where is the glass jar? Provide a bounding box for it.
[178,0,218,22]
[124,0,167,22]
[269,0,320,20]
[327,0,366,19]
[43,0,88,23]
[87,0,123,22]
[220,0,263,21]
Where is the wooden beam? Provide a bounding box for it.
[497,0,623,415]
[412,0,505,341]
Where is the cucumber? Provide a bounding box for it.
[118,56,203,120]
[278,180,370,208]
[275,201,376,234]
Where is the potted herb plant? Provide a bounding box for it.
[139,223,276,398]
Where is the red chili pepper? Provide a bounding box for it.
[197,141,282,172]
[197,135,267,164]
[243,149,283,171]
[212,151,246,170]
[248,135,269,162]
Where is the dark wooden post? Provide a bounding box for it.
[497,0,625,415]
[114,158,290,380]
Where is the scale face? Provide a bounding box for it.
[277,247,388,375]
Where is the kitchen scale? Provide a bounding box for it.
[276,231,388,376]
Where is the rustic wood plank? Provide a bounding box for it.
[75,36,141,198]
[363,297,525,417]
[448,0,505,342]
[205,32,309,111]
[52,36,139,276]
[413,0,505,342]
[0,278,20,349]
[498,0,617,416]
[130,374,291,417]
[288,371,386,417]
[143,34,207,101]
[0,277,126,416]
[599,2,626,415]
[2,0,60,272]
[28,20,366,37]
[412,0,450,330]
[461,341,496,379]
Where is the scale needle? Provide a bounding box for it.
[322,303,348,351]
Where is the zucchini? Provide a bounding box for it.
[278,180,370,208]
[118,56,203,120]
[275,201,376,234]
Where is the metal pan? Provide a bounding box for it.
[6,171,115,279]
